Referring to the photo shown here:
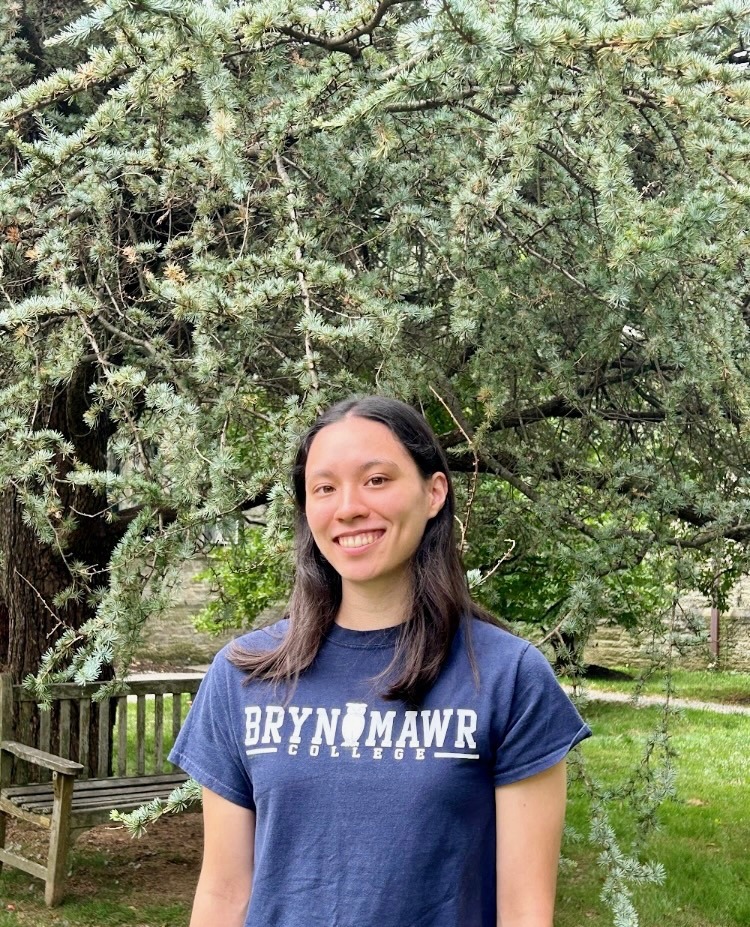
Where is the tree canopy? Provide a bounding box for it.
[3,0,750,686]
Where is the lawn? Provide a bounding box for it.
[559,702,750,927]
[0,687,747,926]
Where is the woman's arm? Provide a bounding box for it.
[190,787,255,927]
[495,759,568,927]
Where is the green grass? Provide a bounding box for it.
[558,702,750,927]
[0,881,188,927]
[566,667,750,704]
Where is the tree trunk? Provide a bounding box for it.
[0,485,79,678]
[0,363,122,774]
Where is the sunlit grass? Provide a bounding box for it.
[558,702,750,927]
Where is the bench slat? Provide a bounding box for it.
[17,703,33,784]
[37,709,52,783]
[172,693,182,751]
[117,697,128,777]
[59,700,71,761]
[136,695,146,776]
[78,699,90,778]
[39,709,51,755]
[14,789,183,813]
[154,695,164,774]
[3,772,186,798]
[97,698,110,778]
[13,677,202,702]
[3,774,189,815]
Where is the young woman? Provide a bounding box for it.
[170,395,591,927]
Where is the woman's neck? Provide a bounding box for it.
[335,576,411,631]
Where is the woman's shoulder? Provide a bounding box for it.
[232,616,290,650]
[211,617,290,669]
[460,614,550,676]
[463,614,530,655]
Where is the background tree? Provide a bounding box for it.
[2,2,750,918]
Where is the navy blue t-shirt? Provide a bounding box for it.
[169,617,591,927]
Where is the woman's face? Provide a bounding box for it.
[304,416,448,593]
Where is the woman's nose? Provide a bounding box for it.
[335,486,368,520]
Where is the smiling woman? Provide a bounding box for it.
[168,395,591,927]
[303,416,448,621]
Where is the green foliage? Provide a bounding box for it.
[194,525,290,633]
[0,5,33,100]
[111,777,202,837]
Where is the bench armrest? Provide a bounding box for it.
[0,740,84,776]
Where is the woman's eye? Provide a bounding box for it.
[313,484,334,495]
[367,476,388,487]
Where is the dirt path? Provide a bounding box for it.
[566,687,750,716]
[0,812,202,919]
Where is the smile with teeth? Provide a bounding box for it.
[336,531,384,549]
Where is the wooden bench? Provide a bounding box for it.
[0,672,202,905]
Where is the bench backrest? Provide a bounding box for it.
[0,674,202,781]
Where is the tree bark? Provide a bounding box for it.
[1,363,120,678]
[0,363,123,774]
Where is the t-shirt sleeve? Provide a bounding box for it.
[493,642,591,786]
[168,653,255,810]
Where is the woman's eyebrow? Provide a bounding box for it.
[307,458,400,480]
[358,457,400,472]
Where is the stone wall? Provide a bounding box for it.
[584,587,750,672]
[133,557,236,667]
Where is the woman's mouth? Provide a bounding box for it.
[336,530,385,549]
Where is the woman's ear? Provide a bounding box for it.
[427,472,449,518]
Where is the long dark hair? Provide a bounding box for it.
[230,395,501,704]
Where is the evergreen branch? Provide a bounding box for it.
[449,454,750,551]
[323,0,415,46]
[94,312,158,356]
[376,51,432,81]
[665,522,750,549]
[440,0,479,46]
[0,65,136,122]
[384,89,480,114]
[458,102,497,123]
[440,362,660,444]
[494,215,610,304]
[385,86,517,116]
[476,451,599,540]
[536,603,574,647]
[277,0,416,58]
[14,568,66,630]
[536,142,596,193]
